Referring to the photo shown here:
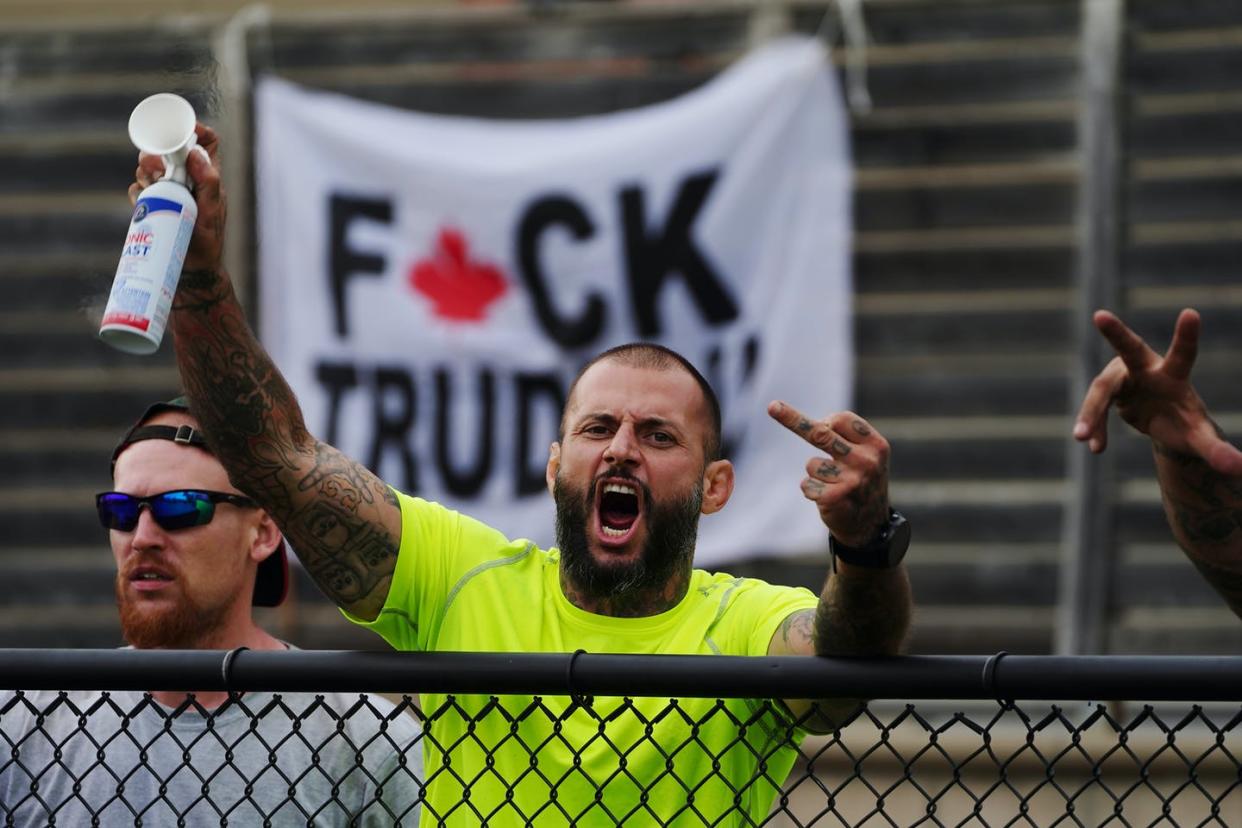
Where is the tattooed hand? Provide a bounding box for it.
[765,405,910,731]
[1074,308,1242,475]
[129,123,226,277]
[767,403,892,548]
[1075,309,1242,617]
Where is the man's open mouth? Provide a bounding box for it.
[596,480,642,542]
[128,566,175,590]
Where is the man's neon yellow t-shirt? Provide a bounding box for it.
[348,492,819,825]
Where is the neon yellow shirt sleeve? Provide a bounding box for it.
[342,490,519,651]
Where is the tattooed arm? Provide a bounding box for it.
[1075,308,1242,619]
[765,406,912,731]
[133,124,401,621]
[1152,443,1242,617]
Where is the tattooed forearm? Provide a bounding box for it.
[814,567,911,657]
[1150,440,1242,619]
[300,444,385,508]
[169,268,402,618]
[1152,443,1242,555]
[771,572,909,734]
[295,500,397,605]
[170,269,230,312]
[1169,501,1242,545]
[172,277,312,485]
[1188,556,1242,620]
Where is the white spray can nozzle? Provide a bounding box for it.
[128,93,198,186]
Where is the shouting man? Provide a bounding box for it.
[131,123,912,825]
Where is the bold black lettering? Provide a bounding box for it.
[315,361,359,446]
[620,170,739,336]
[434,368,495,497]
[329,194,393,338]
[369,367,418,492]
[514,372,566,497]
[516,196,605,348]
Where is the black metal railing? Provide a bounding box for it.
[3,652,1240,826]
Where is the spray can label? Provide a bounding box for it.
[101,189,196,351]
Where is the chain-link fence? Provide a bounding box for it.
[2,651,1240,826]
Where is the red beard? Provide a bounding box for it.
[114,571,230,649]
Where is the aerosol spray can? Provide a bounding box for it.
[99,93,199,355]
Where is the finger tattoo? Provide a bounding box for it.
[852,420,872,436]
[817,462,841,478]
[797,418,814,435]
[831,438,852,456]
[804,480,826,496]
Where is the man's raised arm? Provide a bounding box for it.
[1074,308,1242,618]
[764,403,912,730]
[133,123,402,621]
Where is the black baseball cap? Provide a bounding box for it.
[110,396,289,607]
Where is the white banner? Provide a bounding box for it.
[255,35,853,566]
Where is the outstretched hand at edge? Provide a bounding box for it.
[1073,308,1242,476]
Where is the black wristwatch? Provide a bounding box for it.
[829,508,910,570]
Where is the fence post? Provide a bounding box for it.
[210,5,270,315]
[1057,0,1126,655]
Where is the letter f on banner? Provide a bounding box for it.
[330,194,393,338]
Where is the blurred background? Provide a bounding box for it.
[3,0,1241,656]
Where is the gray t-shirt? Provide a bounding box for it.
[0,686,423,826]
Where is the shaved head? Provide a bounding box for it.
[562,343,723,461]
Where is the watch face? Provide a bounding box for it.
[886,512,911,566]
[831,510,909,568]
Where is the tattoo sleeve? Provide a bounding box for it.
[771,566,911,733]
[1153,441,1242,620]
[169,269,400,618]
[813,566,911,658]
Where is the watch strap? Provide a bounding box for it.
[829,508,910,570]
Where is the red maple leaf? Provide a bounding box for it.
[408,228,508,321]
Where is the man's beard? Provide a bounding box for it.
[115,571,230,649]
[554,468,702,603]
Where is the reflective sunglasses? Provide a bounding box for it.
[96,489,258,532]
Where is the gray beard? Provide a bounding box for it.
[553,469,702,605]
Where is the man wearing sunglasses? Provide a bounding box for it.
[131,124,912,825]
[0,399,423,826]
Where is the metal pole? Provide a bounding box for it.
[5,651,1242,701]
[1057,0,1126,655]
[210,4,270,313]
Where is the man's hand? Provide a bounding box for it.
[764,402,909,731]
[128,123,225,275]
[1076,308,1242,618]
[1073,308,1242,475]
[766,402,892,547]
